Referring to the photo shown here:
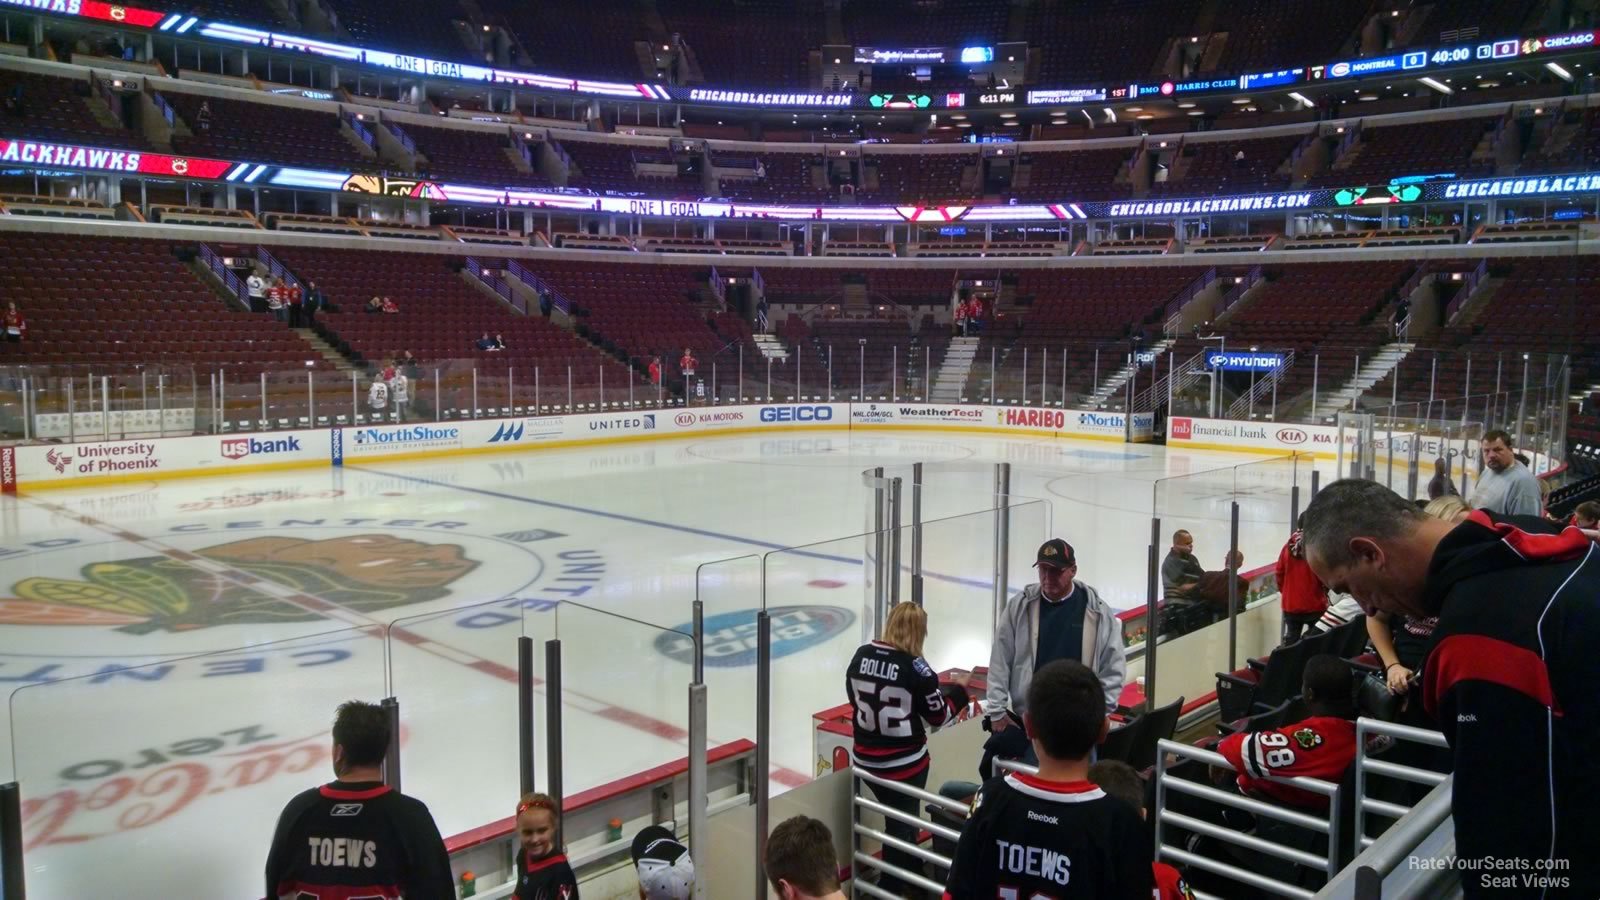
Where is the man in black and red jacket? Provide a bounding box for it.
[264,700,453,900]
[1300,479,1598,898]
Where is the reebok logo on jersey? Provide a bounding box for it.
[1457,713,1477,723]
[329,803,364,816]
[1026,810,1060,825]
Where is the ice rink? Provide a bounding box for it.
[0,429,1329,898]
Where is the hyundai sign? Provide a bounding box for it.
[1206,351,1285,371]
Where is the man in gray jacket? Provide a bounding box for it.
[980,538,1127,777]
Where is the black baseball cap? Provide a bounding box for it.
[632,825,694,900]
[1034,539,1076,569]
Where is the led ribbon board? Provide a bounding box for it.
[1206,351,1285,371]
[0,138,235,179]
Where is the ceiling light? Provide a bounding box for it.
[1127,106,1143,112]
[1136,114,1154,119]
[1288,91,1314,107]
[1103,107,1117,123]
[1187,110,1205,116]
[999,112,1017,118]
[1419,76,1452,94]
[1358,94,1378,101]
[957,122,972,127]
[1546,61,1574,82]
[1232,97,1251,104]
[1177,101,1196,109]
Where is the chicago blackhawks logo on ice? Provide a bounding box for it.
[0,513,607,684]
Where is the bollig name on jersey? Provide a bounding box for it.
[857,657,900,680]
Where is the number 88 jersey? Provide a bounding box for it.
[846,640,958,781]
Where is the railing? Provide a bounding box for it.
[512,134,534,168]
[387,120,417,155]
[1321,777,1455,899]
[1352,719,1450,851]
[1164,266,1218,333]
[90,73,119,118]
[255,245,302,290]
[341,108,376,149]
[850,769,968,899]
[1225,349,1294,419]
[1333,120,1364,163]
[1154,739,1344,899]
[708,265,727,309]
[1444,257,1489,323]
[751,267,766,296]
[150,89,176,126]
[463,255,516,308]
[1134,349,1207,414]
[504,260,572,315]
[1217,265,1263,316]
[198,243,247,305]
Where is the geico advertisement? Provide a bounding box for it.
[13,430,330,484]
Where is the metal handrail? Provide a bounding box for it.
[1352,718,1450,851]
[1153,739,1344,897]
[850,768,964,899]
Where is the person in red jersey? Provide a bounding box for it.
[945,660,1153,900]
[287,280,304,328]
[515,792,578,899]
[1301,479,1599,897]
[1087,760,1196,900]
[1215,654,1358,811]
[648,355,662,386]
[1275,516,1329,645]
[3,301,25,344]
[264,700,452,900]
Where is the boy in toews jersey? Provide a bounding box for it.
[944,660,1153,900]
[264,700,452,900]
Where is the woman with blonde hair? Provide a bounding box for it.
[1422,494,1471,523]
[845,602,969,893]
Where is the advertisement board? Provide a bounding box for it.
[1167,417,1340,455]
[13,429,330,487]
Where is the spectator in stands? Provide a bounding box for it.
[949,660,1153,899]
[400,350,420,381]
[1300,479,1599,896]
[365,296,383,314]
[493,333,507,351]
[982,539,1125,780]
[764,816,846,900]
[954,297,969,337]
[196,100,211,132]
[1471,429,1540,517]
[1426,456,1458,499]
[3,81,23,119]
[477,332,498,351]
[267,278,286,322]
[1391,297,1410,337]
[247,271,266,313]
[287,280,304,328]
[304,280,323,325]
[1161,530,1205,601]
[1214,654,1358,811]
[3,302,25,344]
[846,602,969,894]
[367,372,388,417]
[513,793,578,900]
[380,296,399,315]
[538,287,554,319]
[263,700,452,899]
[1573,500,1600,530]
[648,356,662,387]
[1276,517,1328,646]
[679,348,697,379]
[1088,760,1195,900]
[390,367,409,422]
[631,825,693,900]
[1367,496,1465,710]
[764,813,851,896]
[1187,550,1247,617]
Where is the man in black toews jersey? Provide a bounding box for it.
[945,660,1153,899]
[264,700,453,900]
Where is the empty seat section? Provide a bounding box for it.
[0,71,148,151]
[659,0,820,89]
[403,122,550,188]
[164,92,374,172]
